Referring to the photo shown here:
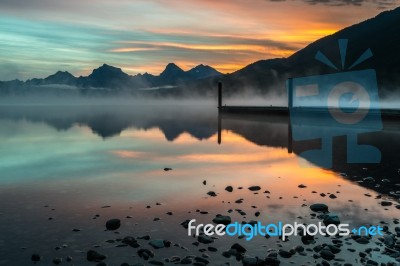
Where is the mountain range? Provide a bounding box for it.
[16,63,221,90]
[1,6,400,97]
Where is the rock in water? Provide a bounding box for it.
[180,219,190,229]
[310,203,328,212]
[149,239,165,249]
[198,235,214,244]
[212,215,231,225]
[53,257,62,265]
[137,249,154,260]
[207,191,217,197]
[31,254,41,262]
[383,234,395,248]
[278,249,293,258]
[323,213,340,225]
[225,186,233,192]
[106,218,121,230]
[231,243,247,254]
[381,201,392,206]
[164,168,172,171]
[242,255,259,265]
[86,250,106,262]
[355,237,370,244]
[248,186,261,191]
[320,249,335,260]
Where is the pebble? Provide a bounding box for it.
[225,186,233,192]
[381,201,392,206]
[323,213,340,225]
[310,203,329,212]
[231,243,246,253]
[31,254,41,262]
[198,235,214,244]
[248,186,261,191]
[278,249,292,258]
[207,246,218,252]
[242,255,259,265]
[355,237,370,244]
[148,260,164,265]
[212,215,231,225]
[207,191,217,197]
[180,257,193,264]
[53,257,62,265]
[105,219,121,230]
[137,249,154,260]
[149,239,165,249]
[86,250,106,262]
[319,249,335,260]
[194,256,209,264]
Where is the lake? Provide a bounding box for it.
[0,101,399,265]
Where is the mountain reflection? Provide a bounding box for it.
[0,104,399,198]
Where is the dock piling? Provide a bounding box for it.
[218,82,222,109]
[287,78,293,109]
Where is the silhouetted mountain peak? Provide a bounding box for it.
[90,64,128,78]
[33,70,76,86]
[45,71,74,80]
[157,63,187,85]
[161,63,185,76]
[187,64,222,79]
[80,64,131,89]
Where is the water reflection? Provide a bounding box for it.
[1,104,400,193]
[0,103,399,265]
[218,110,400,196]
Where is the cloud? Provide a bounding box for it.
[0,0,396,79]
[304,0,364,5]
[265,0,396,7]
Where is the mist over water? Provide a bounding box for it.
[1,81,399,110]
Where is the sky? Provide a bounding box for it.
[0,0,398,80]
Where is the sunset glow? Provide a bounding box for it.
[0,0,396,80]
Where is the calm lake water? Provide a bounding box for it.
[0,102,399,265]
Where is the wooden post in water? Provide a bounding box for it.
[218,82,222,109]
[288,121,293,154]
[217,81,222,144]
[217,112,222,145]
[287,78,293,109]
[287,78,293,153]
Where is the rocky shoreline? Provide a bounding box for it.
[26,177,400,266]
